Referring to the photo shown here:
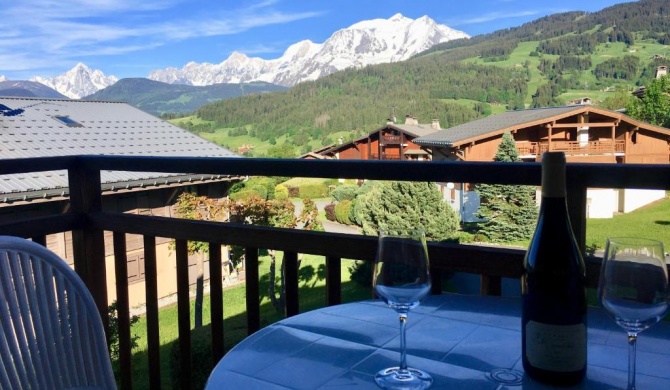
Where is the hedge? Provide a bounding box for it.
[334,200,352,225]
[299,183,329,199]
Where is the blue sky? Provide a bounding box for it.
[0,0,631,80]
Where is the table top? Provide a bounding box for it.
[205,293,670,389]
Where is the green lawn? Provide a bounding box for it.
[586,194,670,251]
[126,254,369,389]
[124,194,669,388]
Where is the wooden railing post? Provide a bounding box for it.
[143,236,162,390]
[284,251,299,317]
[325,256,342,306]
[68,158,109,332]
[566,182,588,255]
[245,248,260,334]
[208,242,225,363]
[175,239,191,390]
[112,232,132,390]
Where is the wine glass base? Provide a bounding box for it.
[375,367,433,390]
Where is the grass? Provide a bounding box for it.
[585,194,670,251]
[126,253,369,389]
[124,194,669,388]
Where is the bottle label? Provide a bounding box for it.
[525,321,586,372]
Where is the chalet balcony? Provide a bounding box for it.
[370,153,401,160]
[516,140,626,157]
[381,135,403,144]
[1,155,668,389]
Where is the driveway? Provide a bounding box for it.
[292,199,360,234]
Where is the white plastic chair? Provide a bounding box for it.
[0,236,117,390]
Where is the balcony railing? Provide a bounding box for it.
[382,135,402,144]
[517,140,626,156]
[0,155,668,389]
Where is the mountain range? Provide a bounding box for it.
[3,13,467,100]
[83,78,286,116]
[148,14,468,87]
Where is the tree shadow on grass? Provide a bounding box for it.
[128,279,370,390]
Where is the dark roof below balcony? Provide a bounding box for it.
[0,97,240,202]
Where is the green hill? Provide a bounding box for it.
[84,78,286,116]
[179,0,670,156]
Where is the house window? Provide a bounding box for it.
[127,254,145,284]
[54,115,83,127]
[631,131,637,144]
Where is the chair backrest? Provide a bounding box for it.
[0,236,117,390]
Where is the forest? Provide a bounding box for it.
[176,0,670,155]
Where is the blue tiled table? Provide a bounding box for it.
[205,294,670,389]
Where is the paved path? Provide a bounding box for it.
[292,199,360,235]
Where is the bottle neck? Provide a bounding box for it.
[541,161,566,198]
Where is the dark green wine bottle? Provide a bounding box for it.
[521,151,587,386]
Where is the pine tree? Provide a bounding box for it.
[475,132,538,242]
[353,181,459,241]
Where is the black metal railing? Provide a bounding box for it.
[1,155,668,389]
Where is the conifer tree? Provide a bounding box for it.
[353,181,459,241]
[474,132,538,242]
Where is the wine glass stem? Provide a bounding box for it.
[627,332,638,390]
[398,313,408,372]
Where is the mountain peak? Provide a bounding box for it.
[31,63,117,99]
[149,14,468,87]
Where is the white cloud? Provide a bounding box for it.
[456,10,540,25]
[0,0,323,77]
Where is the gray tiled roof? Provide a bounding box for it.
[389,123,440,138]
[414,106,583,146]
[0,97,239,201]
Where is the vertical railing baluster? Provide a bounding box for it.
[68,159,109,333]
[142,236,161,390]
[430,267,442,295]
[244,248,260,334]
[480,275,502,296]
[175,239,191,390]
[209,243,224,362]
[284,251,299,317]
[325,256,341,306]
[567,182,588,255]
[112,232,132,390]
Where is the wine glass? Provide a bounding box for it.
[598,237,669,390]
[373,229,433,390]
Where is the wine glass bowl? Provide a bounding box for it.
[373,229,432,390]
[598,237,669,390]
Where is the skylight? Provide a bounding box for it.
[54,115,83,127]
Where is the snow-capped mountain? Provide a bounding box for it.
[149,13,469,87]
[31,63,118,99]
[23,13,467,98]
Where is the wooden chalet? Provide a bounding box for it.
[0,97,242,306]
[415,105,670,219]
[414,105,670,164]
[313,115,437,161]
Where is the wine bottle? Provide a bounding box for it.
[521,151,587,385]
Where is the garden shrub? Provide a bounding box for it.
[250,185,268,200]
[275,184,289,199]
[230,187,265,201]
[169,325,213,390]
[334,200,352,225]
[228,181,246,194]
[331,184,358,202]
[288,186,300,198]
[299,183,328,199]
[348,260,372,288]
[250,177,277,200]
[324,203,336,221]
